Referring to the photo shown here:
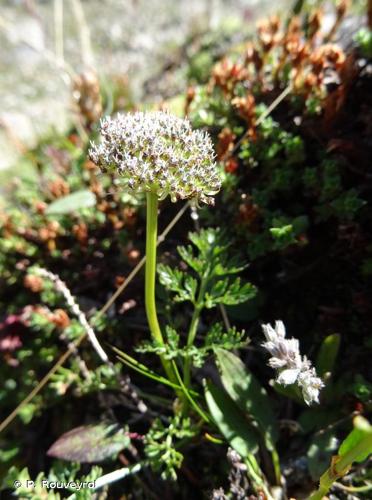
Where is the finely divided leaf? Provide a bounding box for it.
[177,245,203,275]
[205,278,256,308]
[158,264,197,303]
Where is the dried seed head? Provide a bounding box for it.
[89,111,221,205]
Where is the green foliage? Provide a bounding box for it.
[204,276,255,307]
[350,374,372,404]
[204,323,246,350]
[137,323,247,368]
[151,228,254,381]
[1,5,371,499]
[355,28,372,58]
[204,381,260,457]
[338,417,372,463]
[160,227,256,309]
[307,431,339,480]
[158,266,197,303]
[310,417,372,500]
[269,215,308,250]
[215,349,278,451]
[144,415,197,481]
[190,78,367,256]
[2,463,102,499]
[315,334,341,378]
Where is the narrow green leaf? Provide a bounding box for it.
[204,380,259,457]
[315,334,341,377]
[215,349,278,450]
[46,190,96,214]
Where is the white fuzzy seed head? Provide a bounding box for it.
[262,320,324,405]
[89,111,221,205]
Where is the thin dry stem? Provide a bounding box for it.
[35,268,109,363]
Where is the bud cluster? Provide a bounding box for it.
[89,111,221,205]
[262,320,324,405]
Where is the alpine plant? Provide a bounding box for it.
[262,320,324,405]
[89,111,221,205]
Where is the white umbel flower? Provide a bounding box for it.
[89,111,221,205]
[262,320,324,405]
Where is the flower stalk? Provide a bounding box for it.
[309,429,372,500]
[183,273,209,388]
[145,192,177,384]
[89,110,221,394]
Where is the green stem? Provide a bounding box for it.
[271,448,281,485]
[171,360,212,424]
[145,192,177,385]
[245,454,274,500]
[309,433,372,500]
[183,274,209,388]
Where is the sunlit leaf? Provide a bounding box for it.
[177,245,203,274]
[204,380,259,457]
[338,416,372,463]
[204,278,256,308]
[158,264,197,303]
[215,349,278,450]
[315,333,341,377]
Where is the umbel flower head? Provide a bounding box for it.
[89,111,221,205]
[262,320,324,405]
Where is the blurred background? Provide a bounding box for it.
[0,0,283,171]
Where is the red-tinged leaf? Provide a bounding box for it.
[47,424,130,463]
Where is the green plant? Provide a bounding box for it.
[310,416,372,500]
[1,4,371,497]
[156,228,255,388]
[2,462,103,500]
[144,415,197,480]
[355,28,372,58]
[89,111,222,390]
